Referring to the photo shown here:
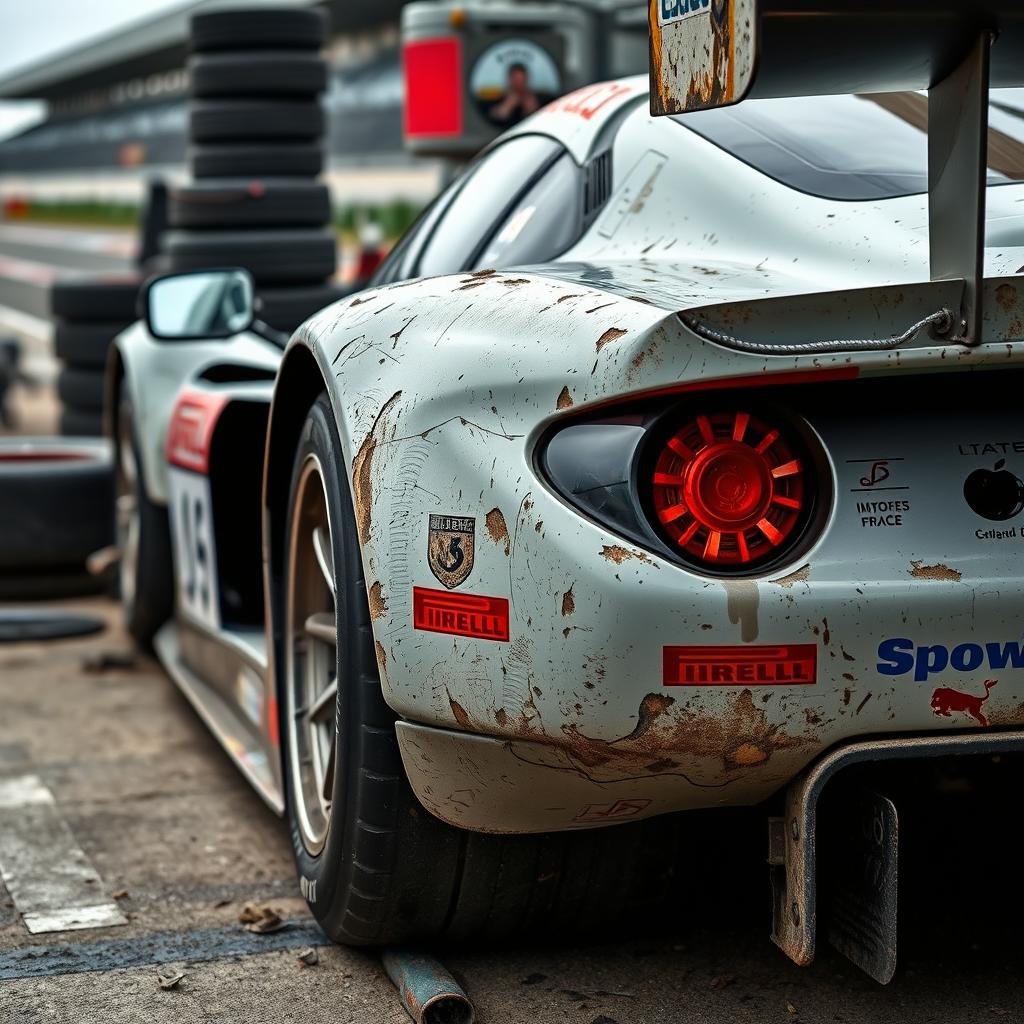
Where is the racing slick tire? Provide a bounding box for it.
[168,181,330,229]
[49,276,140,322]
[55,322,124,368]
[190,7,327,52]
[165,229,336,285]
[57,367,105,413]
[280,394,685,946]
[256,283,351,332]
[114,393,174,649]
[189,101,324,143]
[189,143,324,180]
[0,437,113,598]
[188,53,327,99]
[59,408,105,437]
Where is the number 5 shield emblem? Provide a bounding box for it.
[427,515,475,589]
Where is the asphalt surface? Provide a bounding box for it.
[0,597,1020,1024]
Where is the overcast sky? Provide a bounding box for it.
[0,0,194,139]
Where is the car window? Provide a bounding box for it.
[472,152,582,269]
[672,91,1024,200]
[416,134,563,277]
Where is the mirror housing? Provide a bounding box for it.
[142,268,255,342]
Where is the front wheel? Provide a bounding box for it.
[280,394,690,947]
[115,390,174,648]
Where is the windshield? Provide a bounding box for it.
[672,90,1024,201]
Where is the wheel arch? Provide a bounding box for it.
[262,341,329,750]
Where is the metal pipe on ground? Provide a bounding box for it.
[382,951,475,1024]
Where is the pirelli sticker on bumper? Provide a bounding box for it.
[413,587,510,642]
[663,644,817,686]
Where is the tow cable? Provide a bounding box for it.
[680,307,965,355]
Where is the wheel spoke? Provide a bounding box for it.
[321,736,336,806]
[306,676,338,725]
[312,525,334,593]
[304,611,336,645]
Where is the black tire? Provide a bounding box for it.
[190,7,327,52]
[57,367,105,413]
[0,438,113,582]
[60,408,105,437]
[190,143,324,179]
[189,52,327,98]
[280,394,687,946]
[190,100,323,143]
[55,321,125,368]
[256,283,351,332]
[165,228,336,286]
[168,180,330,229]
[50,276,140,322]
[115,391,174,649]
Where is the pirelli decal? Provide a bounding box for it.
[413,587,510,642]
[663,644,817,686]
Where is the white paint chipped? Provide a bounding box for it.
[0,774,127,934]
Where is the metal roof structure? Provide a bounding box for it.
[0,0,406,101]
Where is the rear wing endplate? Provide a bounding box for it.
[649,1,1024,345]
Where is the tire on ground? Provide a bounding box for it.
[0,437,113,593]
[115,392,174,649]
[256,283,351,331]
[57,367,105,412]
[190,101,324,143]
[190,143,324,179]
[188,52,327,98]
[190,7,327,51]
[165,229,336,285]
[168,181,330,229]
[55,322,125,368]
[280,394,688,947]
[50,276,140,322]
[60,408,105,437]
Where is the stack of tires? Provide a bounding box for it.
[168,6,343,334]
[51,275,140,436]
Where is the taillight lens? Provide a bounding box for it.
[650,410,807,569]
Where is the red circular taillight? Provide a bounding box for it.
[650,411,807,569]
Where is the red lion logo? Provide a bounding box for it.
[930,679,997,727]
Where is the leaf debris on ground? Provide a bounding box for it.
[296,947,319,967]
[239,901,286,934]
[157,969,185,990]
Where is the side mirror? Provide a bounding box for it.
[143,268,255,341]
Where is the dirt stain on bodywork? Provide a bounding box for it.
[769,564,810,587]
[368,581,387,620]
[596,327,627,352]
[351,391,402,545]
[600,544,654,566]
[909,560,962,582]
[996,284,1018,312]
[724,580,759,642]
[447,690,472,730]
[485,508,511,555]
[563,689,808,774]
[561,586,575,617]
[556,386,574,410]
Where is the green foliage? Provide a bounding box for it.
[16,199,140,228]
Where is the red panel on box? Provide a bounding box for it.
[403,37,463,138]
[663,644,817,686]
[413,587,509,642]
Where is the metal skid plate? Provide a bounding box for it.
[768,730,1024,984]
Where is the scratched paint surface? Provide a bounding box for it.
[276,95,1024,834]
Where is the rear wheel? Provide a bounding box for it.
[281,394,688,946]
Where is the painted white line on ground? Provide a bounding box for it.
[0,774,127,935]
[0,302,53,344]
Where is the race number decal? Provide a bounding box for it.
[168,467,220,630]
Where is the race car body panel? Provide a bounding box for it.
[291,246,1024,831]
[111,320,280,505]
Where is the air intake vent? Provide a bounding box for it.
[583,150,612,221]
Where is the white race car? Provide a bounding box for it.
[112,0,1024,981]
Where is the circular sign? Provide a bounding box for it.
[470,39,562,128]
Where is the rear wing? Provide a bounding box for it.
[648,1,1024,345]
